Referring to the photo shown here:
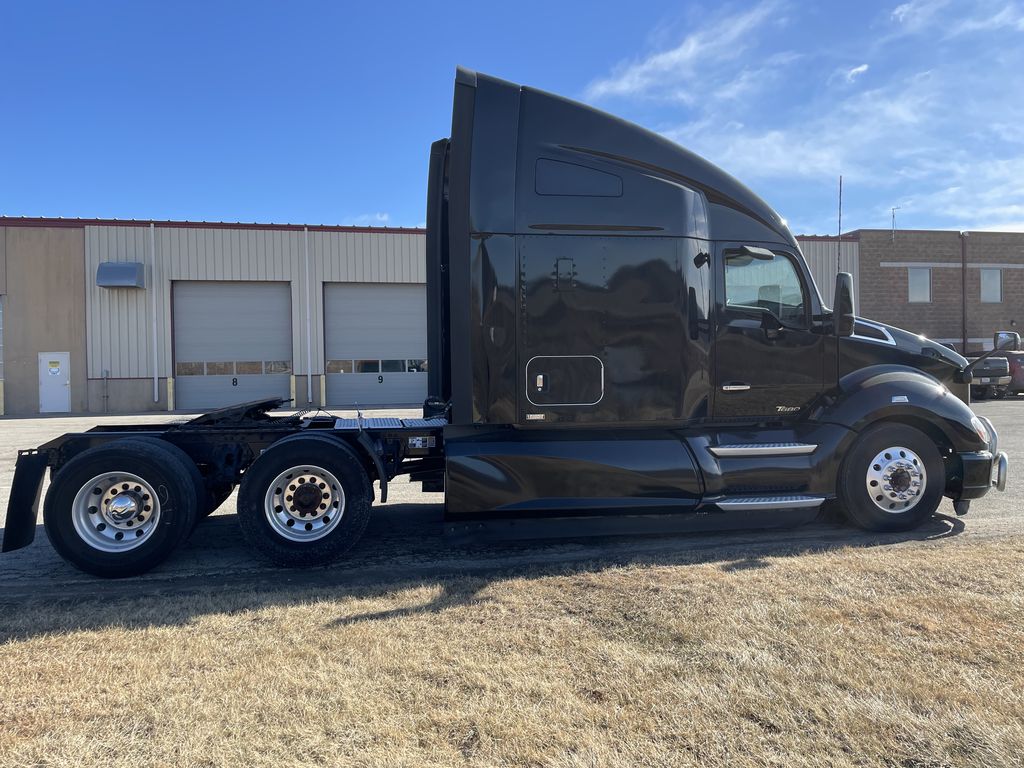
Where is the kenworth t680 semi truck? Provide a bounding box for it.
[1,69,1009,577]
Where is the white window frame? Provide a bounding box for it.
[980,268,1002,303]
[907,267,931,303]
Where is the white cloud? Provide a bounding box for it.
[584,0,787,103]
[585,1,1024,232]
[890,0,951,30]
[845,63,869,82]
[945,4,1024,36]
[343,212,390,226]
[665,71,941,186]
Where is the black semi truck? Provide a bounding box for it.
[1,69,1009,577]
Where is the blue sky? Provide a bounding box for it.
[2,0,1022,234]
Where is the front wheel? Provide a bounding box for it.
[236,434,373,566]
[838,423,944,532]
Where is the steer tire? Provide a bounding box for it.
[43,439,201,578]
[838,423,944,532]
[236,434,373,567]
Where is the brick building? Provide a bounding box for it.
[797,230,1024,354]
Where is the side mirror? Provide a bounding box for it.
[834,272,855,337]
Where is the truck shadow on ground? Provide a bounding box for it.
[326,510,966,626]
[0,504,965,642]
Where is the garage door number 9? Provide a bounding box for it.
[378,375,384,384]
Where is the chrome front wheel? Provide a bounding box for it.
[839,423,943,532]
[864,446,927,513]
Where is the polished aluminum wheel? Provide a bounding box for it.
[263,465,345,542]
[71,472,161,552]
[865,445,926,513]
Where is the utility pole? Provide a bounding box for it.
[891,205,901,243]
[837,175,843,272]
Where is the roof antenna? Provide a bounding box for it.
[837,175,843,273]
[891,205,901,243]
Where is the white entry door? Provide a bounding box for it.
[39,352,71,413]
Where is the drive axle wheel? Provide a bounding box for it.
[236,434,373,567]
[838,423,944,531]
[43,439,201,577]
[264,465,344,541]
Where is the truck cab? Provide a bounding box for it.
[427,68,1006,529]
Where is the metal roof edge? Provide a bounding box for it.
[0,216,426,235]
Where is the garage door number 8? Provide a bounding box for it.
[232,377,238,386]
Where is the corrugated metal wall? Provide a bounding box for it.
[85,226,426,379]
[796,238,859,306]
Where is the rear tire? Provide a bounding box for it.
[43,439,201,577]
[838,423,944,532]
[236,434,373,567]
[116,435,213,526]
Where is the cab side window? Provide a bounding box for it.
[724,251,807,327]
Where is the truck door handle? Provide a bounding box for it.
[721,382,751,392]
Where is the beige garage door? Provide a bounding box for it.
[173,281,292,410]
[324,283,426,407]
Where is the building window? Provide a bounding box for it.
[907,267,931,303]
[981,268,1002,303]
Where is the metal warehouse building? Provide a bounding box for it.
[0,218,426,416]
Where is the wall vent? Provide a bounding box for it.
[96,262,145,288]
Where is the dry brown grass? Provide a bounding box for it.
[1,537,1023,768]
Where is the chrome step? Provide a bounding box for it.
[714,494,826,511]
[708,442,816,458]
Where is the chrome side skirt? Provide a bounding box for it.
[708,442,817,458]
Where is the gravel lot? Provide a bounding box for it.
[1,401,1020,601]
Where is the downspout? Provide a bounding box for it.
[304,226,313,404]
[150,222,159,403]
[960,231,968,353]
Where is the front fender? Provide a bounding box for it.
[811,365,986,453]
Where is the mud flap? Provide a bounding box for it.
[355,431,388,503]
[1,450,50,552]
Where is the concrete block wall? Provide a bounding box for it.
[855,229,1024,352]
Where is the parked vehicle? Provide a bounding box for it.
[993,332,1024,396]
[967,355,1011,399]
[1,68,1009,577]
